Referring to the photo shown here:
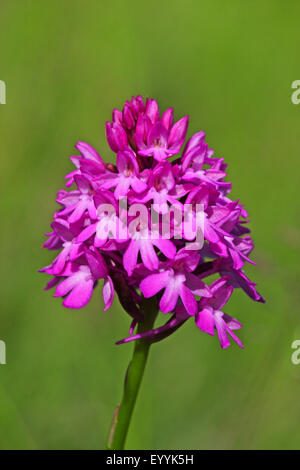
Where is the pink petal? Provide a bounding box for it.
[168,116,189,148]
[147,121,168,147]
[226,327,244,348]
[85,249,108,279]
[140,271,170,298]
[185,272,211,298]
[209,282,233,310]
[182,131,205,158]
[77,223,98,243]
[153,147,168,162]
[68,199,88,223]
[139,240,159,271]
[52,247,69,274]
[117,149,139,174]
[179,284,197,316]
[76,141,104,167]
[145,99,159,124]
[123,240,139,275]
[153,239,176,259]
[160,281,179,313]
[214,315,230,349]
[130,176,147,193]
[196,307,215,335]
[205,220,220,243]
[54,274,81,297]
[103,277,114,311]
[99,173,119,190]
[87,200,97,220]
[51,220,72,242]
[114,176,131,199]
[161,107,173,131]
[74,174,91,194]
[63,279,94,309]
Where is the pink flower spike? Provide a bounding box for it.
[41,94,264,353]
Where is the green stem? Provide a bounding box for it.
[107,298,158,450]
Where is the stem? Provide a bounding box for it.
[107,298,158,450]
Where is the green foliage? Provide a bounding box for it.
[0,0,299,449]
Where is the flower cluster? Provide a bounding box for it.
[41,96,264,349]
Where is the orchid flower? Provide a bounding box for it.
[40,96,264,450]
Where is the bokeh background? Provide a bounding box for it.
[1,0,300,450]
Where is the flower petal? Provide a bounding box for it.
[140,271,170,298]
[63,279,94,309]
[195,307,215,335]
[103,276,114,311]
[123,240,139,275]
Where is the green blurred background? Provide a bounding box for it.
[1,0,300,450]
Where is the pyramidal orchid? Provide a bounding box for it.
[40,95,264,449]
